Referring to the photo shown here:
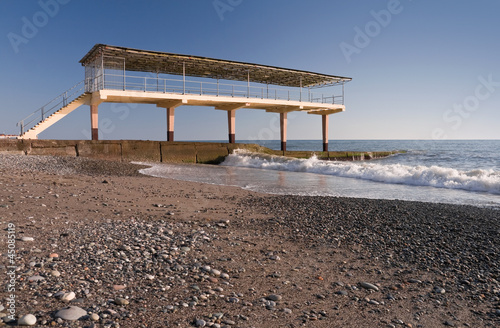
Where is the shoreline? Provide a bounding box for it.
[0,155,499,327]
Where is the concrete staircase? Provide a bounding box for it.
[19,93,91,139]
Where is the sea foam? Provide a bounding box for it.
[221,150,500,195]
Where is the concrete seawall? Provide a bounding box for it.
[0,139,399,164]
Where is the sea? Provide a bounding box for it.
[138,140,500,209]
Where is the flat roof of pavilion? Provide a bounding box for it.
[80,44,351,88]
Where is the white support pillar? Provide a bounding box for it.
[228,110,236,143]
[90,104,98,140]
[322,114,329,152]
[167,107,175,141]
[280,112,287,152]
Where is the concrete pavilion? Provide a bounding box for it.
[18,44,351,151]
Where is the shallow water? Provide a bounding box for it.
[138,140,500,209]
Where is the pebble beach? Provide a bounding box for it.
[0,154,499,328]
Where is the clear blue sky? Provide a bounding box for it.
[1,0,499,140]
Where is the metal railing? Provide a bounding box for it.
[99,73,344,105]
[17,81,85,135]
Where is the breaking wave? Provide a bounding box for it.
[221,150,500,195]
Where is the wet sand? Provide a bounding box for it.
[0,155,499,327]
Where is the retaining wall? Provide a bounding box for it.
[0,139,398,164]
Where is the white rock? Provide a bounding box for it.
[61,291,76,302]
[18,314,37,326]
[21,237,34,241]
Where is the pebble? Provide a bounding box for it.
[54,306,88,321]
[433,286,446,294]
[266,294,282,301]
[113,284,126,291]
[21,236,34,241]
[90,313,100,321]
[28,275,45,282]
[50,270,61,277]
[360,282,379,291]
[18,314,37,326]
[61,291,76,302]
[195,319,206,327]
[114,297,129,305]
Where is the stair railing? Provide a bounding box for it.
[17,81,85,136]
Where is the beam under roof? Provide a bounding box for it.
[80,44,351,88]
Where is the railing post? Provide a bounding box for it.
[20,121,24,135]
[183,62,186,95]
[232,85,234,97]
[217,79,219,96]
[200,82,202,95]
[144,77,146,92]
[41,107,45,120]
[342,81,345,105]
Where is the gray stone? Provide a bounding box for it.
[360,282,379,291]
[54,306,88,321]
[195,319,206,327]
[266,294,282,301]
[433,286,446,294]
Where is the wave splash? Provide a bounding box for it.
[221,150,500,195]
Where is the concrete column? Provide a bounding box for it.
[167,107,175,141]
[280,112,287,152]
[90,104,98,140]
[322,114,329,152]
[228,110,235,143]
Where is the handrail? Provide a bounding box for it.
[101,73,344,106]
[17,81,85,135]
